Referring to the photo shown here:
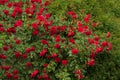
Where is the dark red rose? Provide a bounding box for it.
[13,70,19,75]
[3,66,10,71]
[15,39,21,44]
[26,62,32,67]
[55,57,61,63]
[32,30,39,36]
[3,45,9,51]
[0,54,7,59]
[6,72,12,79]
[50,26,57,35]
[14,51,21,58]
[13,75,18,79]
[22,54,27,59]
[85,30,91,36]
[0,27,5,33]
[94,36,100,41]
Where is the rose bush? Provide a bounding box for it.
[0,0,112,80]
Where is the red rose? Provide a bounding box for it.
[106,32,111,38]
[107,43,112,51]
[43,74,48,79]
[78,27,84,33]
[87,38,94,44]
[3,10,9,15]
[11,12,16,18]
[30,70,39,78]
[14,20,22,27]
[87,59,95,66]
[77,21,83,27]
[92,22,97,27]
[62,60,68,66]
[78,74,83,79]
[7,2,12,8]
[55,35,61,42]
[36,15,45,21]
[41,39,48,45]
[84,14,91,23]
[51,53,57,58]
[75,69,81,74]
[71,48,79,55]
[0,0,8,5]
[54,44,60,48]
[37,75,42,80]
[45,13,50,19]
[46,55,51,59]
[44,63,48,67]
[96,47,103,53]
[39,49,48,57]
[25,48,31,53]
[13,7,22,15]
[6,27,16,34]
[69,38,75,44]
[68,30,75,37]
[101,41,108,47]
[44,1,49,6]
[32,22,38,29]
[89,52,96,59]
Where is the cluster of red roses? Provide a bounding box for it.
[0,0,112,80]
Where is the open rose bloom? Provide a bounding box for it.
[0,0,112,79]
